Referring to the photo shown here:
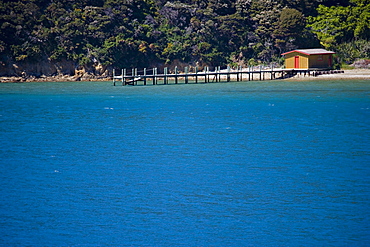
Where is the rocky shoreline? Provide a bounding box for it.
[0,58,112,83]
[0,74,111,83]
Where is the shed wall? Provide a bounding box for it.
[284,52,333,69]
[309,54,332,68]
[284,52,309,69]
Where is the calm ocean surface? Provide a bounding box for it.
[0,79,369,246]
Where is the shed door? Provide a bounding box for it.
[294,56,300,68]
[328,55,332,67]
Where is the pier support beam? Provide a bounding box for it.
[185,67,189,84]
[122,69,126,86]
[113,69,116,86]
[152,68,156,85]
[164,67,168,85]
[218,67,221,82]
[195,67,198,83]
[259,65,262,81]
[240,66,243,81]
[175,66,178,84]
[227,66,230,82]
[204,67,207,83]
[144,68,147,85]
[236,66,240,81]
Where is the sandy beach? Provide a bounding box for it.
[288,69,370,80]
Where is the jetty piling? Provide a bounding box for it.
[185,67,189,84]
[195,67,198,83]
[143,68,147,85]
[164,67,168,85]
[175,66,178,84]
[122,69,125,86]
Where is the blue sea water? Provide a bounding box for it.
[0,79,369,246]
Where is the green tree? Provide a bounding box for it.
[335,39,370,64]
[307,0,370,49]
[249,0,283,62]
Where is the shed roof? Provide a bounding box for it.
[281,49,335,56]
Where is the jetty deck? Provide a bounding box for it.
[113,66,342,86]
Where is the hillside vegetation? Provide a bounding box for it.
[0,0,369,77]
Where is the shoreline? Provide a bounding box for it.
[286,69,370,80]
[0,74,111,83]
[1,69,369,83]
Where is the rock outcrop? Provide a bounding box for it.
[350,59,370,69]
[0,56,111,82]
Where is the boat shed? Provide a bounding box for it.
[281,49,335,69]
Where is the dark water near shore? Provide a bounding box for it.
[1,80,369,246]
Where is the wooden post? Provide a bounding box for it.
[144,68,147,85]
[271,63,273,80]
[164,67,168,85]
[134,68,138,85]
[203,67,205,83]
[121,69,123,85]
[204,67,209,83]
[218,66,221,82]
[121,69,126,86]
[214,67,217,82]
[152,67,156,85]
[123,69,126,86]
[227,66,230,82]
[185,67,189,84]
[113,69,115,86]
[155,68,158,85]
[259,65,262,80]
[195,67,198,83]
[239,66,242,81]
[209,67,211,83]
[215,67,218,82]
[237,66,239,81]
[175,66,178,84]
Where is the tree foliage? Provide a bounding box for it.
[0,0,368,70]
[307,0,370,49]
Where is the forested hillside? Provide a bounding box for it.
[0,0,369,77]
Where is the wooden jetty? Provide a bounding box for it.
[112,66,341,86]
